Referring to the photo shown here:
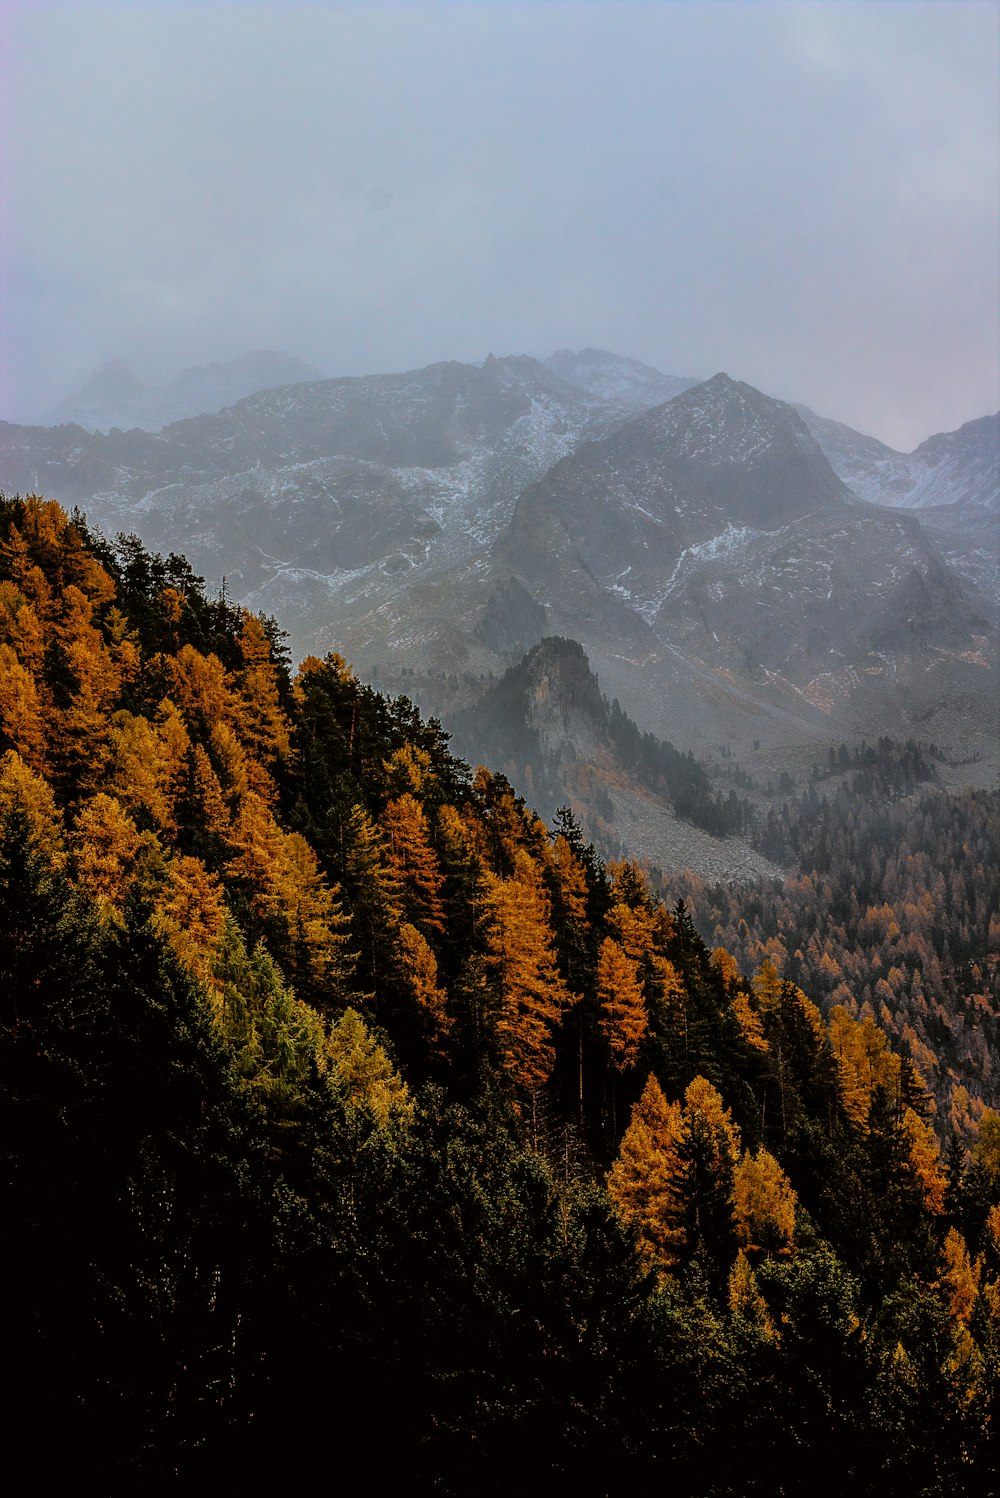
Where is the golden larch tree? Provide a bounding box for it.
[607,1072,684,1268]
[733,1147,797,1257]
[902,1106,947,1215]
[230,790,354,1002]
[321,1008,412,1125]
[728,1250,777,1338]
[481,847,572,1089]
[597,935,647,1071]
[382,792,446,936]
[0,643,46,770]
[71,792,143,919]
[398,921,453,1054]
[233,613,291,783]
[0,749,65,863]
[153,852,229,988]
[829,1004,902,1126]
[106,711,175,834]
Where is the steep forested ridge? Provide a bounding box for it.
[2,495,998,1491]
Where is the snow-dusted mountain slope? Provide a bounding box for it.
[0,354,627,648]
[2,352,994,762]
[498,374,850,612]
[797,406,998,512]
[544,347,699,412]
[796,406,999,601]
[492,374,995,752]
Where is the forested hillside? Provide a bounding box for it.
[663,769,1000,1124]
[3,494,999,1491]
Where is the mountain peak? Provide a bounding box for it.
[633,371,832,474]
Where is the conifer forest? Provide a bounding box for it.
[3,494,999,1492]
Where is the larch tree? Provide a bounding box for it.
[397,920,453,1055]
[166,644,234,744]
[71,792,143,919]
[0,749,66,865]
[382,792,446,937]
[722,976,770,1057]
[728,1250,776,1339]
[229,791,354,1005]
[233,613,291,780]
[550,830,591,931]
[607,1072,684,1269]
[106,711,175,833]
[383,742,435,799]
[0,643,46,770]
[481,847,572,1090]
[208,720,253,808]
[902,1106,947,1216]
[0,579,46,676]
[321,1007,412,1125]
[153,852,228,989]
[733,1146,797,1258]
[829,1004,902,1126]
[43,582,121,800]
[597,935,646,1072]
[671,1075,742,1282]
[154,699,195,836]
[938,1227,980,1327]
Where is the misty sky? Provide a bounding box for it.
[3,0,998,450]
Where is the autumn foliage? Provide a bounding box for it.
[3,494,999,1489]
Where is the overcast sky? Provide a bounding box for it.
[3,0,998,449]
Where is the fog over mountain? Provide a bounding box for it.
[4,4,997,449]
[2,2,996,863]
[50,352,324,433]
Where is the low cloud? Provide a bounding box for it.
[3,1,997,449]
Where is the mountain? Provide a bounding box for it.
[797,406,999,512]
[50,357,153,432]
[448,635,780,883]
[2,355,995,778]
[0,354,626,664]
[544,346,700,412]
[797,407,999,603]
[49,350,323,431]
[493,375,996,756]
[501,373,850,602]
[544,358,997,603]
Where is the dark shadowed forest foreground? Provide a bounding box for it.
[3,496,999,1492]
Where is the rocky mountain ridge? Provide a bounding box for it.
[2,349,995,785]
[489,373,994,758]
[544,346,700,412]
[794,405,999,603]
